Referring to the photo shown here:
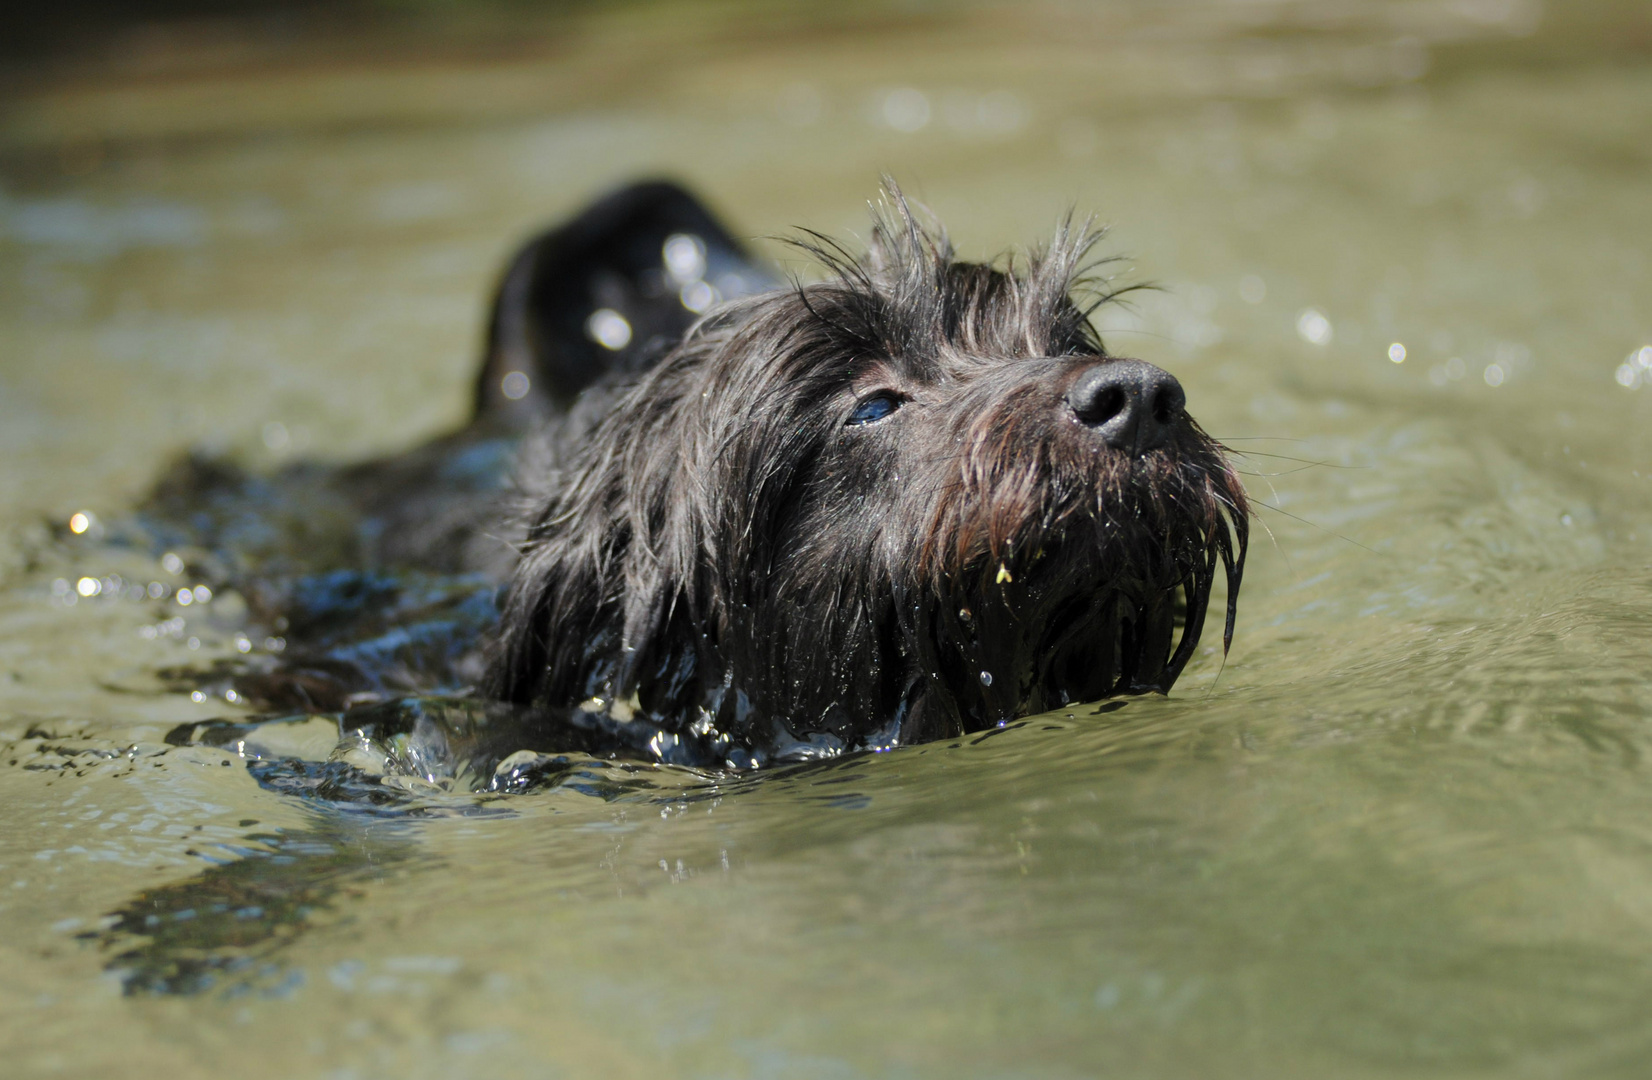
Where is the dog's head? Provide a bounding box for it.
[490,189,1248,762]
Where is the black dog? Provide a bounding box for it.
[150,180,1246,768]
[482,181,1247,763]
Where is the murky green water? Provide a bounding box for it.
[3,1,1652,1075]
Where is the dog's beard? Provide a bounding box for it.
[898,451,1247,737]
[496,417,1248,758]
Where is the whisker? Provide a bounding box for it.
[1212,436,1316,443]
[1249,499,1380,555]
[1090,328,1179,345]
[1225,449,1362,469]
[1249,506,1291,578]
[1233,464,1333,478]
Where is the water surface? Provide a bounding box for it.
[3,2,1652,1076]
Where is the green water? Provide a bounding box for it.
[3,2,1652,1075]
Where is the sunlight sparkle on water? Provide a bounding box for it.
[1388,342,1407,363]
[679,281,715,313]
[881,88,931,132]
[586,308,632,351]
[1296,308,1332,345]
[1617,346,1652,389]
[500,371,531,400]
[662,233,707,285]
[68,511,92,534]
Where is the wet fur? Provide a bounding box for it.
[487,190,1248,760]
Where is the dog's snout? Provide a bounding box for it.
[1066,360,1185,455]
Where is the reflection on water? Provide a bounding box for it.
[95,702,918,998]
[89,821,418,998]
[3,0,1652,1076]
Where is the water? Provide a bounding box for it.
[3,1,1652,1075]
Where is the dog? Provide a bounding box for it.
[149,180,1247,769]
[481,180,1248,765]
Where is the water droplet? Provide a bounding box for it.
[500,370,530,400]
[980,671,994,687]
[585,308,633,350]
[881,88,931,132]
[662,233,707,284]
[1296,308,1332,345]
[679,280,716,313]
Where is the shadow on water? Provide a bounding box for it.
[85,820,420,997]
[89,693,769,995]
[86,684,988,995]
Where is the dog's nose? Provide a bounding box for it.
[1066,360,1186,455]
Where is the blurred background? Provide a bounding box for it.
[4,3,1652,1078]
[4,0,1647,524]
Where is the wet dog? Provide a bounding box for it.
[150,180,1247,768]
[482,181,1248,764]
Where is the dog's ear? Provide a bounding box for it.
[485,355,716,714]
[487,513,711,719]
[484,537,608,707]
[474,180,776,430]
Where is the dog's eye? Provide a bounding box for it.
[847,392,903,426]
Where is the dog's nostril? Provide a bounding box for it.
[1067,360,1185,455]
[1149,384,1184,426]
[1089,386,1127,425]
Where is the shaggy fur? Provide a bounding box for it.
[487,188,1247,763]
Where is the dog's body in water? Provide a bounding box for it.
[151,181,1247,770]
